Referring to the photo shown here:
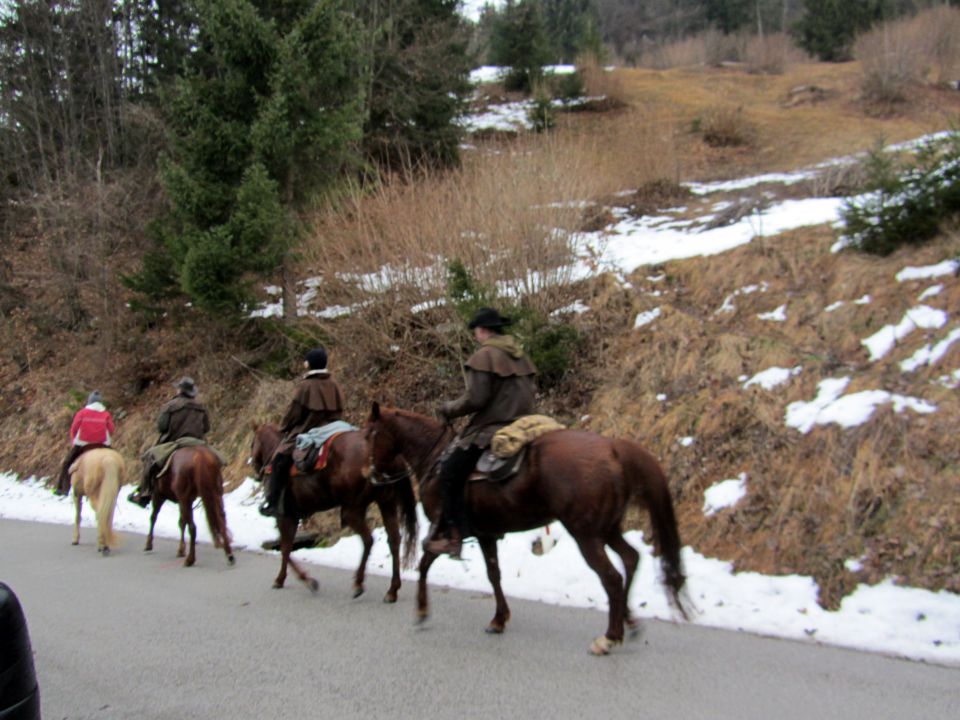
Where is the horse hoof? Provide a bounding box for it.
[352,587,364,599]
[588,635,621,656]
[308,578,319,594]
[626,619,644,640]
[101,547,110,557]
[485,624,505,635]
[383,593,398,604]
[184,559,195,567]
[227,555,236,566]
[272,581,284,589]
[71,541,79,546]
[415,610,429,625]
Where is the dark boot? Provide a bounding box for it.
[424,526,462,559]
[127,463,155,508]
[55,446,84,495]
[259,454,290,517]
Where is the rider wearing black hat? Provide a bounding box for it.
[128,377,211,507]
[426,307,537,558]
[259,346,344,517]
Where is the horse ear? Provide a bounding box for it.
[370,401,380,420]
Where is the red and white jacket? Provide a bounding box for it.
[70,403,115,446]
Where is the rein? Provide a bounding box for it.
[367,420,450,487]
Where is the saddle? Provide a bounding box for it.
[291,432,344,476]
[468,414,565,483]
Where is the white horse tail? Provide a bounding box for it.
[97,451,124,549]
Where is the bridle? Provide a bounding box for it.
[367,421,450,486]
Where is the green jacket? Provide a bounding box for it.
[442,334,537,448]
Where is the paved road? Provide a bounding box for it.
[1,519,957,720]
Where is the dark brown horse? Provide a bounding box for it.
[144,446,235,567]
[249,423,418,601]
[365,403,690,655]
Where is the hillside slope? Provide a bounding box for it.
[1,59,958,606]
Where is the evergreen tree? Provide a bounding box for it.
[541,0,603,63]
[794,0,890,62]
[356,0,471,171]
[489,0,553,92]
[130,0,366,318]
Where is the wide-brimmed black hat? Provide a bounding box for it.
[468,307,512,330]
[176,377,197,397]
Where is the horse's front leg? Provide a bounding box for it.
[145,498,164,552]
[478,535,511,634]
[342,506,373,599]
[180,501,197,567]
[273,516,318,592]
[377,498,402,603]
[416,549,440,624]
[72,493,82,546]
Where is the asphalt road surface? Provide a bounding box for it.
[1,519,957,720]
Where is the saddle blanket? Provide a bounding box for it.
[295,420,357,450]
[491,415,565,459]
[291,421,356,476]
[150,438,227,478]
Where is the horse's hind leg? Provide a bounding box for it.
[377,498,402,603]
[342,506,373,599]
[72,494,82,546]
[180,501,196,567]
[573,534,626,655]
[478,535,511,634]
[606,532,642,637]
[145,499,164,552]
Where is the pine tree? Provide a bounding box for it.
[489,0,553,92]
[356,0,471,171]
[794,0,890,62]
[130,0,366,318]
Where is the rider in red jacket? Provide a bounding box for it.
[55,391,115,495]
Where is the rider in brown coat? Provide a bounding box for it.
[128,377,210,507]
[426,307,537,558]
[259,347,344,517]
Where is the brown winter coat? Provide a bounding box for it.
[157,395,210,443]
[277,370,345,454]
[442,334,537,449]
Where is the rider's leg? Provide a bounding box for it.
[56,445,83,495]
[426,444,482,558]
[128,461,156,507]
[259,452,292,517]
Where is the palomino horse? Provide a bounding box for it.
[250,423,417,601]
[365,403,690,655]
[143,446,234,567]
[69,448,125,555]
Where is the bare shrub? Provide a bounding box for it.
[697,105,757,148]
[703,30,748,67]
[636,34,708,69]
[575,54,628,109]
[855,22,921,105]
[744,32,808,75]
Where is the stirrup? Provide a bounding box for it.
[259,500,278,518]
[127,490,150,508]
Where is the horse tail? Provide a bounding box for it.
[615,439,690,620]
[197,450,232,550]
[398,476,419,570]
[97,451,124,549]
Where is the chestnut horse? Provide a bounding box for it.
[365,403,690,655]
[250,423,417,601]
[143,446,234,567]
[70,448,125,555]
